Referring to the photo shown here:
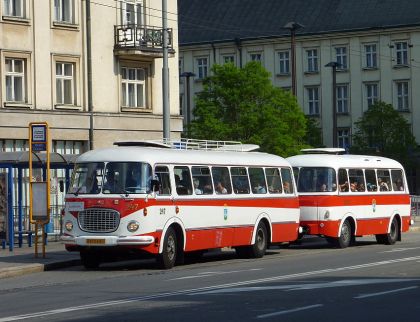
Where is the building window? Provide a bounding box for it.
[278,51,290,74]
[54,0,74,23]
[121,0,144,26]
[222,55,235,64]
[121,67,147,108]
[56,62,75,105]
[365,83,378,108]
[364,44,377,68]
[3,0,25,17]
[306,49,318,72]
[396,81,409,111]
[307,87,320,115]
[337,129,350,149]
[336,85,349,113]
[335,47,348,69]
[196,57,208,79]
[250,53,262,62]
[395,42,408,66]
[5,58,25,103]
[53,140,85,154]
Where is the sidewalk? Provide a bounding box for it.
[0,219,419,280]
[0,241,80,279]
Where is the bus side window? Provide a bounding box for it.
[231,167,250,194]
[192,166,213,195]
[249,167,267,194]
[155,166,171,195]
[266,168,282,193]
[211,167,232,194]
[377,169,391,192]
[281,168,294,194]
[391,169,404,191]
[174,166,193,195]
[349,169,365,192]
[365,169,377,192]
[338,169,349,192]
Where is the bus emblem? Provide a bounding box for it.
[372,199,376,212]
[224,204,228,220]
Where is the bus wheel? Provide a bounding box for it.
[157,227,177,269]
[336,220,352,248]
[80,250,100,270]
[250,222,268,258]
[384,217,399,245]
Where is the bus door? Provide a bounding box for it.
[154,165,176,219]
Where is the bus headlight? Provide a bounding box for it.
[65,221,73,232]
[324,210,330,220]
[127,220,140,232]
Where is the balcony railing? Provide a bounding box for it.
[114,25,174,54]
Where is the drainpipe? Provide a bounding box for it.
[86,0,94,150]
[235,38,242,68]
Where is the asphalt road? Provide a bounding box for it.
[1,234,420,322]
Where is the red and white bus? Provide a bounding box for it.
[62,140,300,269]
[287,149,411,248]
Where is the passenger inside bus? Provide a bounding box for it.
[215,181,228,194]
[193,178,203,194]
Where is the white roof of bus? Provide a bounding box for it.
[76,146,291,167]
[286,154,404,169]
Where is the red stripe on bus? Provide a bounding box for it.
[298,194,410,207]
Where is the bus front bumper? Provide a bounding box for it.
[61,235,155,246]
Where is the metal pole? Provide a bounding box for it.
[7,166,14,252]
[185,75,191,137]
[332,65,338,148]
[162,0,170,140]
[86,0,94,150]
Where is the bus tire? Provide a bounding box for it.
[250,222,268,258]
[384,217,399,245]
[80,250,100,270]
[157,227,177,269]
[336,219,352,248]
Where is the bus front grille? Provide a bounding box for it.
[78,208,120,233]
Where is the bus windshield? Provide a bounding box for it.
[69,162,152,194]
[297,167,337,193]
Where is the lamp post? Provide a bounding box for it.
[180,72,195,137]
[284,22,304,96]
[325,61,341,148]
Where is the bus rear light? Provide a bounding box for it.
[143,208,148,216]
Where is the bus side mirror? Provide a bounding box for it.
[151,179,160,192]
[59,180,64,193]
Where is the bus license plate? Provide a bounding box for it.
[86,239,105,245]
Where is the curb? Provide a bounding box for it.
[0,264,44,279]
[44,259,81,271]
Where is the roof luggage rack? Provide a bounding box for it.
[114,138,260,152]
[301,148,346,155]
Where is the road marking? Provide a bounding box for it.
[2,255,420,322]
[189,278,419,295]
[381,247,420,253]
[257,304,323,319]
[355,286,418,299]
[168,268,262,281]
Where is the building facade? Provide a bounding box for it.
[178,0,420,192]
[0,0,182,154]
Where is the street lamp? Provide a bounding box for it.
[325,61,342,148]
[180,71,195,137]
[284,21,304,96]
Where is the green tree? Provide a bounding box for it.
[351,101,418,167]
[189,62,307,156]
[304,116,324,148]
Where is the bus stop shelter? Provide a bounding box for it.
[0,151,78,251]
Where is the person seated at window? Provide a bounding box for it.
[215,181,227,194]
[395,179,404,191]
[103,170,120,193]
[357,183,365,192]
[193,178,203,195]
[253,180,266,194]
[283,181,291,193]
[378,178,389,191]
[339,181,349,192]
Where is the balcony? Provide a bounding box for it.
[114,25,175,58]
